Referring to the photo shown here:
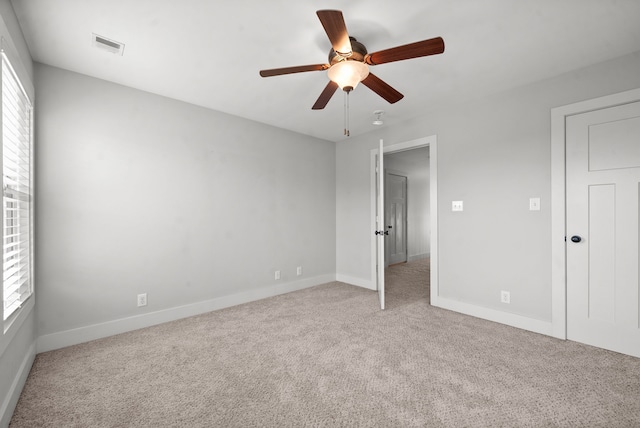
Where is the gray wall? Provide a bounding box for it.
[385,148,430,260]
[34,64,336,339]
[336,51,640,323]
[0,1,35,426]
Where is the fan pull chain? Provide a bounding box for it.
[344,90,350,137]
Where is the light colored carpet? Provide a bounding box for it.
[10,259,640,427]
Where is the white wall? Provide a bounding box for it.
[336,51,640,330]
[0,1,35,426]
[34,64,336,350]
[385,148,430,260]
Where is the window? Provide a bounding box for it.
[2,51,33,321]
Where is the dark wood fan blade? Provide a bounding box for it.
[361,73,404,104]
[260,64,329,77]
[312,81,339,110]
[316,10,352,56]
[365,37,445,65]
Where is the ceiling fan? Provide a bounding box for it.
[259,10,445,110]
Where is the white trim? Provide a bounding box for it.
[0,340,35,427]
[0,51,31,105]
[37,274,335,353]
[1,51,34,325]
[550,87,640,340]
[429,141,439,306]
[0,296,33,358]
[407,253,430,262]
[0,37,33,101]
[369,136,438,301]
[336,274,375,290]
[436,297,554,336]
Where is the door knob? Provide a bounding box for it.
[571,235,582,243]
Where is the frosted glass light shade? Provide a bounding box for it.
[327,60,369,91]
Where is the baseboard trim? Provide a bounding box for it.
[407,253,430,262]
[0,341,35,428]
[37,274,335,353]
[432,296,554,337]
[336,274,375,290]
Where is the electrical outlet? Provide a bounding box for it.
[500,290,510,304]
[452,201,463,212]
[275,270,281,280]
[296,266,302,276]
[137,293,147,307]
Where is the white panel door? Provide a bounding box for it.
[376,139,385,310]
[385,172,408,266]
[566,101,640,357]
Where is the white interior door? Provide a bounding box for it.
[566,100,640,358]
[385,172,408,266]
[376,139,385,310]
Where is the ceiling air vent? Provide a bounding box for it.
[92,33,125,56]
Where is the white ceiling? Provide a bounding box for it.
[10,0,640,142]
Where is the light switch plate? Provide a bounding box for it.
[529,197,541,211]
[452,201,463,212]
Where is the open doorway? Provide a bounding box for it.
[370,136,438,309]
[385,147,430,265]
[384,170,408,266]
[384,147,431,306]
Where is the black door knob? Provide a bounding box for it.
[571,236,582,243]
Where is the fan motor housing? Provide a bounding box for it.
[329,37,367,65]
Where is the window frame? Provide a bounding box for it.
[1,45,34,337]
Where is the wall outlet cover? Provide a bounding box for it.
[137,293,147,307]
[500,290,510,304]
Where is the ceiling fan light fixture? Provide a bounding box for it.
[327,60,369,91]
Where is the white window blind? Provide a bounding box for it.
[2,52,33,321]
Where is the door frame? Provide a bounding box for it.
[550,87,640,340]
[370,135,438,303]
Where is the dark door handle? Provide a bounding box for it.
[387,225,392,229]
[571,236,582,243]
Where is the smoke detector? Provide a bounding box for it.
[92,33,125,56]
[372,110,385,126]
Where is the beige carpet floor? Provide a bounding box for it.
[10,259,640,427]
